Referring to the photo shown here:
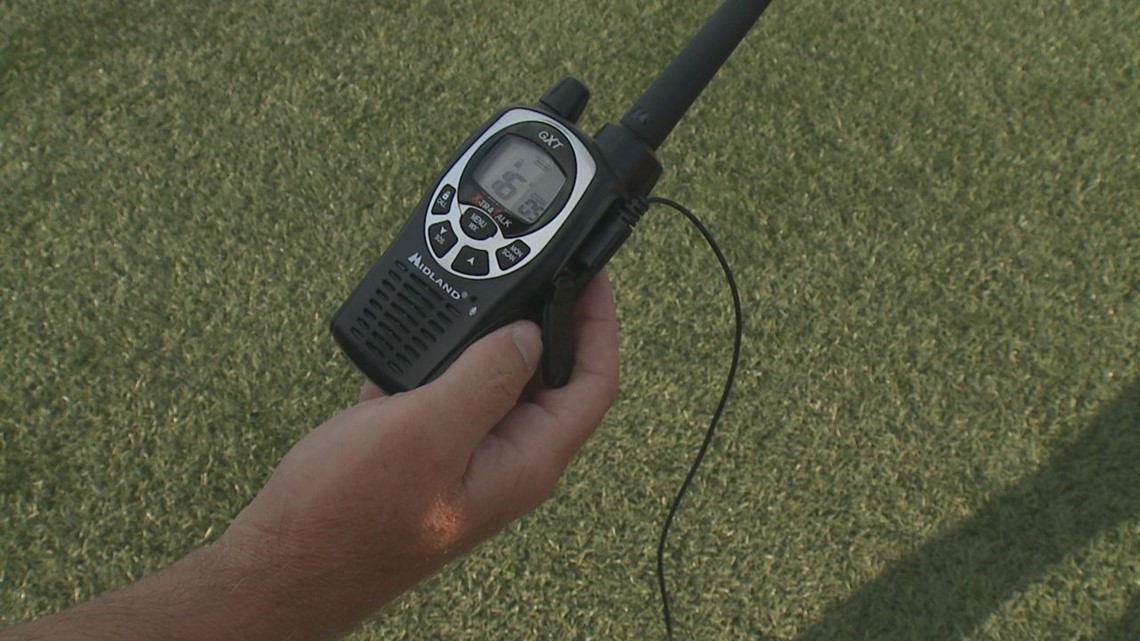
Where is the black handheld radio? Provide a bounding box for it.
[332,0,771,393]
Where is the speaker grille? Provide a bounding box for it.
[347,261,462,376]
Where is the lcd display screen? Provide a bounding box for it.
[473,136,566,224]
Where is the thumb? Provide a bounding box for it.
[413,321,542,445]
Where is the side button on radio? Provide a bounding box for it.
[496,240,531,271]
[453,246,490,276]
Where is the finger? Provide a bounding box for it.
[465,272,619,511]
[358,378,388,403]
[530,270,620,432]
[459,415,556,525]
[410,320,543,451]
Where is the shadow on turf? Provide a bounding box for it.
[796,381,1139,641]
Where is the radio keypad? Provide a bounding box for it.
[425,183,546,279]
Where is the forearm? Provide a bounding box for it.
[1,292,617,640]
[0,539,402,641]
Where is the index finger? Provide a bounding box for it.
[358,379,388,403]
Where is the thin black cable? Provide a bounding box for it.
[647,196,744,639]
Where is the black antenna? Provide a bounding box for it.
[620,0,773,151]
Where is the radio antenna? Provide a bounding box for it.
[620,0,773,151]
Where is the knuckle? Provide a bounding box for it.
[489,375,518,408]
[486,353,526,405]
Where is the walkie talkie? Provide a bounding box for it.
[332,0,771,393]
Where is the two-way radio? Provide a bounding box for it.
[331,0,772,636]
[331,0,769,392]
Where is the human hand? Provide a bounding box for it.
[215,271,619,639]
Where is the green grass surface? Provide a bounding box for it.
[3,1,1138,639]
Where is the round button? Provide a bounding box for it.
[460,208,498,241]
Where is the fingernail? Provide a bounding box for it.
[512,322,542,373]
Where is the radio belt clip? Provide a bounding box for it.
[540,272,584,387]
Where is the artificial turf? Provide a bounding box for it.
[2,1,1138,639]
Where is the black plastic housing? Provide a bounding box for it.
[330,100,646,393]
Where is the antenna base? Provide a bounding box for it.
[594,123,662,199]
